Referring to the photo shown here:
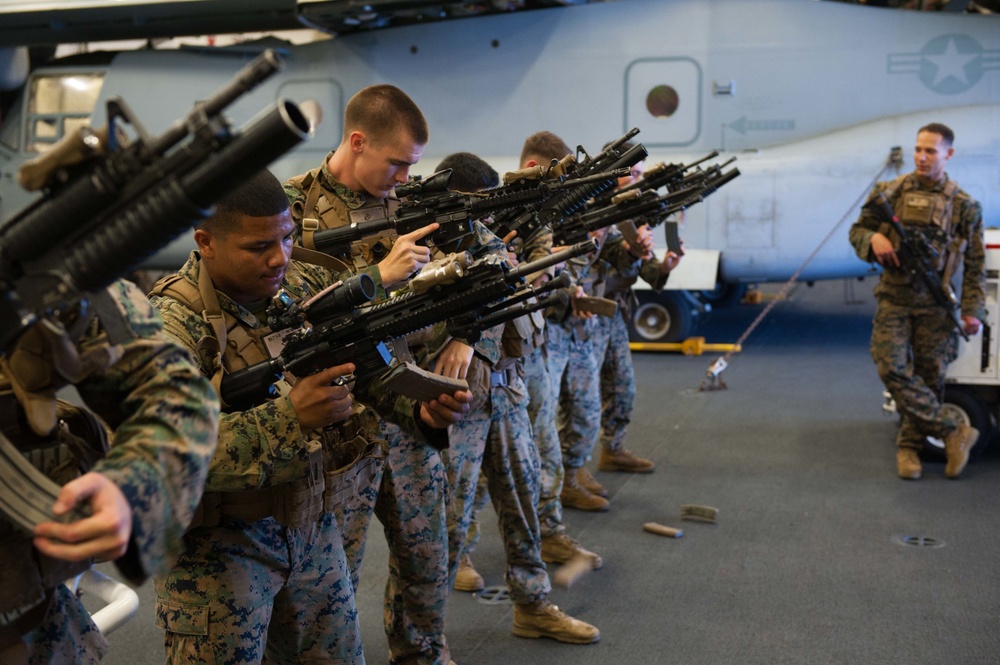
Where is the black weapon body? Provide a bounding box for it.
[0,49,311,352]
[871,192,969,341]
[220,240,597,410]
[310,167,630,258]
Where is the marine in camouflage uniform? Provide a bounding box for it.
[285,150,454,665]
[1,279,219,665]
[151,252,365,664]
[849,123,985,480]
[597,242,674,472]
[547,227,644,509]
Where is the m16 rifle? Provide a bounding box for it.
[219,240,597,411]
[308,166,629,258]
[552,164,741,247]
[870,192,969,341]
[0,49,313,532]
[488,128,647,246]
[0,49,312,352]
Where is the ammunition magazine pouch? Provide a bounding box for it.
[324,435,386,513]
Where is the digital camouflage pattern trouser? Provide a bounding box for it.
[871,299,960,448]
[375,422,451,665]
[548,321,603,470]
[19,583,108,665]
[522,345,566,538]
[598,311,637,454]
[443,373,550,605]
[154,512,362,665]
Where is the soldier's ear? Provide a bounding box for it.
[194,229,215,258]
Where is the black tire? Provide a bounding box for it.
[697,282,747,309]
[920,386,993,463]
[628,290,695,343]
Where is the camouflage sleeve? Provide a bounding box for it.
[149,294,317,493]
[600,232,643,273]
[520,228,555,284]
[849,183,889,263]
[79,280,219,580]
[639,255,669,291]
[959,196,987,320]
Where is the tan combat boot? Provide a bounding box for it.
[512,600,600,644]
[454,554,485,592]
[560,468,609,512]
[598,447,655,473]
[576,466,607,497]
[896,448,922,480]
[944,423,978,479]
[541,533,604,569]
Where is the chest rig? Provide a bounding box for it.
[882,174,965,281]
[288,168,399,271]
[0,296,119,637]
[149,265,385,529]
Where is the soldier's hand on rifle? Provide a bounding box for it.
[502,231,520,266]
[433,340,475,380]
[33,472,132,562]
[962,315,983,337]
[570,285,596,320]
[420,389,474,428]
[871,232,900,268]
[625,223,655,260]
[379,223,439,289]
[290,363,356,430]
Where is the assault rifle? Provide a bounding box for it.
[309,167,629,257]
[0,49,312,352]
[0,49,313,532]
[219,240,598,410]
[552,165,741,246]
[489,129,648,245]
[870,192,969,341]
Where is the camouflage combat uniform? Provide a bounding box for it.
[285,153,452,665]
[548,230,642,471]
[1,279,218,664]
[150,254,376,665]
[599,254,670,454]
[849,172,985,448]
[413,223,551,604]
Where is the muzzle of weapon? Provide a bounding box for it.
[509,239,598,283]
[0,49,285,283]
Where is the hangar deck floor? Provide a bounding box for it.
[97,276,1000,664]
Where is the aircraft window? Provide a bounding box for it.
[646,85,680,118]
[25,73,104,153]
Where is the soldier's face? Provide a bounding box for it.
[913,131,953,184]
[618,161,644,189]
[197,211,295,304]
[351,129,424,199]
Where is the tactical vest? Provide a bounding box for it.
[0,300,117,638]
[149,266,385,530]
[880,174,966,286]
[287,168,398,271]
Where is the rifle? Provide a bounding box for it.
[309,166,629,257]
[488,129,647,246]
[0,49,312,351]
[219,240,598,410]
[870,192,969,341]
[593,151,725,205]
[0,49,313,531]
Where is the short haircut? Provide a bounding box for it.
[200,170,289,236]
[918,122,954,147]
[343,84,429,146]
[520,130,572,166]
[435,152,499,192]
